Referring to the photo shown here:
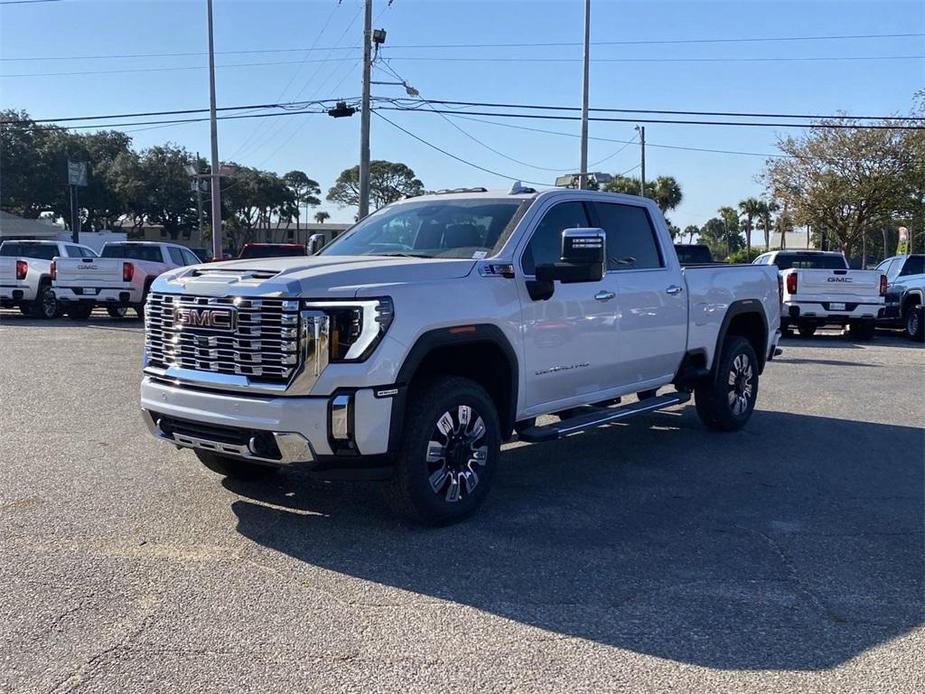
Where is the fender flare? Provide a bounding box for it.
[712,299,770,375]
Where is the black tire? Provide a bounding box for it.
[107,305,128,319]
[904,304,924,342]
[18,304,33,316]
[65,303,94,320]
[384,376,501,526]
[194,450,278,480]
[694,336,759,432]
[848,319,875,341]
[779,321,792,338]
[797,321,816,338]
[27,283,59,319]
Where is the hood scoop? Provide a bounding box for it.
[189,267,280,282]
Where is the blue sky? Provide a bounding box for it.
[1,0,923,229]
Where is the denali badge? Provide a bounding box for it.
[174,306,236,331]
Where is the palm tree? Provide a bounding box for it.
[314,211,330,224]
[651,176,683,213]
[755,199,780,250]
[738,197,762,257]
[683,225,699,243]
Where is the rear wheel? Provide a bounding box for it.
[27,283,59,319]
[107,306,128,319]
[904,304,924,342]
[385,377,500,525]
[194,450,278,480]
[695,336,759,432]
[797,321,816,338]
[66,303,94,320]
[848,319,875,341]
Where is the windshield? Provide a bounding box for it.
[0,242,58,260]
[321,199,527,259]
[239,245,307,259]
[101,244,163,262]
[773,253,847,270]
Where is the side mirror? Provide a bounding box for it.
[307,233,327,255]
[535,227,606,284]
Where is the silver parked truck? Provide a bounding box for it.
[140,188,781,524]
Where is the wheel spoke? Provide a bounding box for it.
[445,473,461,502]
[728,390,737,406]
[469,416,485,441]
[436,412,454,437]
[461,467,478,494]
[458,405,471,432]
[426,441,446,463]
[728,369,737,386]
[470,445,488,465]
[428,464,449,492]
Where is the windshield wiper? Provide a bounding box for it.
[374,251,433,259]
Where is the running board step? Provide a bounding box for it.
[517,392,691,443]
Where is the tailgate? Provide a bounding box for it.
[54,257,124,285]
[796,269,882,300]
[0,257,16,282]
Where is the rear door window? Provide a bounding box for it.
[899,256,924,276]
[101,245,164,262]
[167,247,185,265]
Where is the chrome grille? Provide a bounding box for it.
[144,293,301,384]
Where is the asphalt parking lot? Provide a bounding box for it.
[1,311,922,694]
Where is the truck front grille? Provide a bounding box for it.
[144,293,301,385]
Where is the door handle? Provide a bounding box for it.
[666,285,684,295]
[594,290,616,302]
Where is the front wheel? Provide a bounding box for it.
[695,336,759,432]
[384,377,501,525]
[194,450,278,480]
[107,305,128,319]
[27,284,59,319]
[904,305,924,342]
[797,321,816,338]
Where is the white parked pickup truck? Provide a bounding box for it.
[754,249,885,340]
[53,241,200,319]
[0,239,98,319]
[141,188,781,524]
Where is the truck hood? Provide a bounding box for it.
[153,255,477,299]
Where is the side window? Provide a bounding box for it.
[885,259,901,280]
[181,249,200,265]
[64,245,80,257]
[167,247,185,265]
[521,202,590,275]
[593,202,664,270]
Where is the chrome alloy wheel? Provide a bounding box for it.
[40,289,57,318]
[727,353,754,416]
[426,405,489,503]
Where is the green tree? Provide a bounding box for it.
[764,116,918,258]
[314,211,331,223]
[738,197,762,256]
[699,215,743,260]
[327,160,424,210]
[683,224,699,243]
[282,170,321,225]
[602,174,683,213]
[135,144,198,239]
[755,199,780,250]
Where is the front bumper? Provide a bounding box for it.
[140,376,393,465]
[54,286,139,304]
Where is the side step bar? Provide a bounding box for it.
[517,391,691,443]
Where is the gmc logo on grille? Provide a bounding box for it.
[174,306,236,331]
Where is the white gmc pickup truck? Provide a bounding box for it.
[141,188,781,524]
[53,241,200,319]
[0,239,98,318]
[753,250,885,339]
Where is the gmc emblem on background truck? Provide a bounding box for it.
[173,306,236,331]
[827,277,853,283]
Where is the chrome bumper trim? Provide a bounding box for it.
[142,410,314,465]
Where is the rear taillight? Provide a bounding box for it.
[879,274,887,296]
[122,262,134,282]
[50,260,56,280]
[786,272,798,294]
[15,260,28,280]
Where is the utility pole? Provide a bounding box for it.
[578,0,591,190]
[207,0,223,260]
[637,125,646,197]
[358,0,373,218]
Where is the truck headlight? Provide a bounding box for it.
[304,298,393,362]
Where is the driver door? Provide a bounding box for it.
[516,200,622,413]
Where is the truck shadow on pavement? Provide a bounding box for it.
[226,407,924,671]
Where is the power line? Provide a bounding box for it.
[383,54,925,64]
[373,111,550,186]
[0,0,62,4]
[3,32,922,61]
[380,106,925,131]
[0,57,355,79]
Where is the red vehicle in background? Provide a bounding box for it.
[236,243,308,260]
